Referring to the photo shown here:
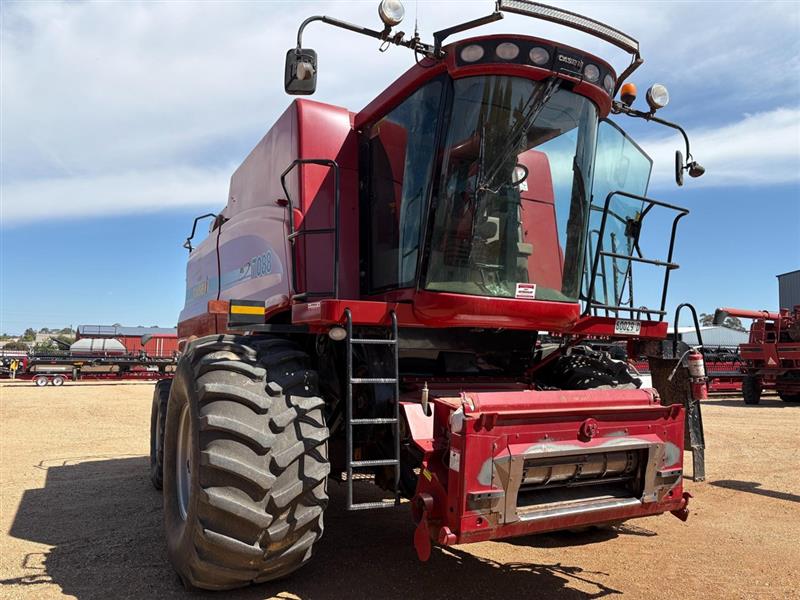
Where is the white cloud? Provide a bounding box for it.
[639,107,800,189]
[1,1,798,224]
[0,165,233,224]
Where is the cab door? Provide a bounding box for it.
[360,79,444,295]
[585,119,653,312]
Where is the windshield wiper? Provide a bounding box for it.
[478,77,561,193]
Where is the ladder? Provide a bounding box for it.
[344,308,401,510]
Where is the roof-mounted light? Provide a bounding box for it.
[498,0,639,56]
[583,63,600,83]
[495,42,520,60]
[529,46,550,66]
[378,0,405,27]
[646,83,669,111]
[460,44,485,63]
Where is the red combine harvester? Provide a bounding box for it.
[713,306,800,404]
[151,1,708,590]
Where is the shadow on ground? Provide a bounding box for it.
[4,456,631,599]
[703,396,798,409]
[709,479,800,504]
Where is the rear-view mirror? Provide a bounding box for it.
[284,48,317,95]
[675,150,684,187]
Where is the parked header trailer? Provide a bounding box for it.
[152,0,707,591]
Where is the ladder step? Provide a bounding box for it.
[350,338,397,345]
[350,377,397,384]
[347,501,400,511]
[351,459,399,468]
[351,418,398,425]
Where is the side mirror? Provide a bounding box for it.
[675,150,684,187]
[284,48,317,95]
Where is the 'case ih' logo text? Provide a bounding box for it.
[557,54,583,69]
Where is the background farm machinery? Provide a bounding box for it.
[713,305,800,404]
[0,325,178,385]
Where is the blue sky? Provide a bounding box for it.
[1,1,799,333]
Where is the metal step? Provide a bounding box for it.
[351,418,398,425]
[351,458,399,468]
[351,377,397,384]
[350,338,396,345]
[348,501,399,511]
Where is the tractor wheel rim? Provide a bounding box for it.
[176,403,191,521]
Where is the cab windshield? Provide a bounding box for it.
[425,75,597,302]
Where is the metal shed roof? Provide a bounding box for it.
[673,325,749,348]
[77,325,177,337]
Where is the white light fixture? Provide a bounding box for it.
[460,44,485,63]
[603,73,615,94]
[378,0,405,27]
[646,83,669,111]
[328,326,347,341]
[583,63,600,83]
[495,42,520,60]
[529,46,550,66]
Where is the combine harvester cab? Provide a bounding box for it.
[156,0,709,590]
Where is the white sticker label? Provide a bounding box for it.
[519,181,528,192]
[614,319,642,335]
[515,283,536,300]
[449,449,461,472]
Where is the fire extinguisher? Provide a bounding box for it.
[687,349,708,400]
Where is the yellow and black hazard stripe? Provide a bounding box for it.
[228,299,266,326]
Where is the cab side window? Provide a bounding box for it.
[365,80,443,291]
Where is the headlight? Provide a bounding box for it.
[646,83,669,111]
[529,46,550,66]
[449,407,465,433]
[495,42,520,60]
[378,0,405,27]
[603,73,615,94]
[460,44,485,63]
[583,64,600,83]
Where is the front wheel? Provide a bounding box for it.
[742,375,762,405]
[150,379,172,490]
[162,335,329,591]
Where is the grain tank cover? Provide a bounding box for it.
[70,338,127,355]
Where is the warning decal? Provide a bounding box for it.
[515,283,537,300]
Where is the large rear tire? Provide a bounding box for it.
[742,375,762,405]
[162,335,329,590]
[150,379,172,490]
[778,392,800,403]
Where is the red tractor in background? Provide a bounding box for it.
[714,306,800,404]
[150,1,708,590]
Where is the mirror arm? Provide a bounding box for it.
[183,212,217,253]
[612,101,693,160]
[295,15,436,57]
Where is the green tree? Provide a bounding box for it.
[20,328,36,341]
[2,341,29,351]
[699,312,747,331]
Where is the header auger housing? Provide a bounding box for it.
[153,1,706,590]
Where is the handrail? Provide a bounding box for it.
[279,158,341,300]
[584,190,689,321]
